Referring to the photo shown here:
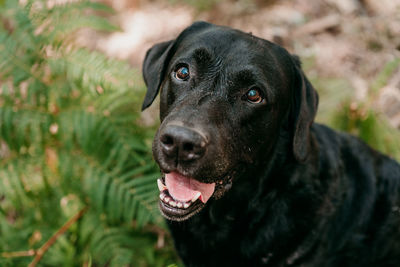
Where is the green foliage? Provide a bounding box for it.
[0,0,179,266]
[329,59,400,161]
[305,56,400,161]
[331,101,400,160]
[312,76,354,123]
[370,58,400,93]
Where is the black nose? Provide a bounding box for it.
[160,125,207,162]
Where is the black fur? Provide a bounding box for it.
[142,22,400,266]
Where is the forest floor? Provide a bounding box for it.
[80,0,400,128]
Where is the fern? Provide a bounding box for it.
[0,0,178,266]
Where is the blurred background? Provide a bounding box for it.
[0,0,399,266]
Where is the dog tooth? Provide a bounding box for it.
[183,202,190,209]
[169,200,177,207]
[159,192,166,200]
[164,196,171,202]
[157,179,167,191]
[191,192,201,202]
[177,202,183,208]
[199,195,204,203]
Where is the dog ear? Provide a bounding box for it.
[141,40,175,111]
[141,21,213,111]
[291,55,319,162]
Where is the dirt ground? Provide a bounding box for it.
[79,0,400,128]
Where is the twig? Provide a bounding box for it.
[28,206,89,267]
[1,250,36,258]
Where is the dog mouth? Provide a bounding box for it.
[157,171,231,221]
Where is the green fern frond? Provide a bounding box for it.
[49,48,138,93]
[0,159,32,208]
[0,107,51,152]
[0,0,179,265]
[82,159,161,226]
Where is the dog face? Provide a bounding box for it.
[142,22,318,221]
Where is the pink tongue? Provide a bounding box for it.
[165,172,215,203]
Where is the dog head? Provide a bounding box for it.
[142,22,318,221]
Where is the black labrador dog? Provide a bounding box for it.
[141,21,400,266]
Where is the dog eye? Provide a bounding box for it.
[245,88,263,103]
[175,66,190,80]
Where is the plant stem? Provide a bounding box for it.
[28,206,89,267]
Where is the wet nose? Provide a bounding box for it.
[160,125,207,162]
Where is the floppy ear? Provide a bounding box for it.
[291,56,319,162]
[141,21,213,111]
[141,40,175,111]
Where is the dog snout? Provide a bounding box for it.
[160,125,207,162]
